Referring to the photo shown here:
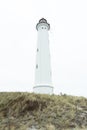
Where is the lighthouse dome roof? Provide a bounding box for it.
[39,18,47,23]
[36,18,50,30]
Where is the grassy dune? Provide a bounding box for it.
[0,92,87,130]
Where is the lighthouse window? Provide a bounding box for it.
[36,64,38,69]
[37,48,39,52]
[50,72,52,76]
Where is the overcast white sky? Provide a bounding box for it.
[0,0,87,97]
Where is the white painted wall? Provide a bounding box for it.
[33,20,53,94]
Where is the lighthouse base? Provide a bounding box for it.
[33,85,53,95]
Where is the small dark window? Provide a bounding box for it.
[36,64,38,69]
[42,27,43,29]
[37,48,39,52]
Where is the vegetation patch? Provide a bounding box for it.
[0,92,87,130]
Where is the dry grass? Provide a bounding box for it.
[0,92,87,130]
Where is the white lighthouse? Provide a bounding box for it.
[33,18,53,94]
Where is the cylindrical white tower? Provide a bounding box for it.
[33,18,53,94]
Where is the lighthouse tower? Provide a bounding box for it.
[33,18,53,94]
